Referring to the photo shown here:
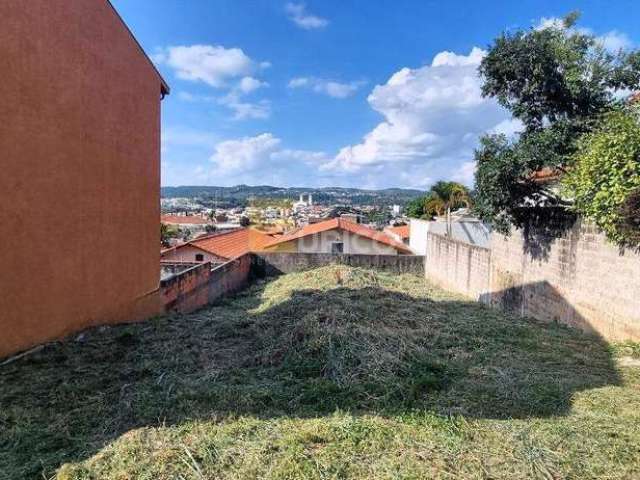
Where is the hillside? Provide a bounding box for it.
[2,266,639,479]
[160,185,424,206]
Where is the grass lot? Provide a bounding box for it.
[1,266,640,479]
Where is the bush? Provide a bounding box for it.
[563,108,640,248]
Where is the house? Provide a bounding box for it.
[262,218,411,255]
[1,0,168,357]
[161,228,276,264]
[384,225,410,245]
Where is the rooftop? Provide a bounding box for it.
[163,227,276,260]
[385,225,410,239]
[264,218,411,253]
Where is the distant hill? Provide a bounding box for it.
[160,185,424,207]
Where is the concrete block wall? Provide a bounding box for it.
[253,252,425,276]
[488,222,640,340]
[425,222,640,341]
[424,234,492,299]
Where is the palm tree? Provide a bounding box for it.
[424,181,472,236]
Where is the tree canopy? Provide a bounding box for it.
[562,106,640,248]
[406,181,471,220]
[474,13,640,237]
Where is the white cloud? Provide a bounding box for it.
[154,45,268,88]
[207,133,332,186]
[288,77,365,98]
[598,30,633,52]
[535,17,633,53]
[285,3,328,30]
[451,161,477,186]
[211,133,281,171]
[489,118,524,137]
[324,47,512,185]
[220,97,271,120]
[238,76,268,93]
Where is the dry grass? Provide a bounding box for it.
[1,266,639,479]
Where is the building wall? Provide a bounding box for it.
[161,245,226,265]
[410,218,491,254]
[0,0,165,357]
[409,219,431,255]
[424,222,640,341]
[296,230,398,255]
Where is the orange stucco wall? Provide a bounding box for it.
[0,1,166,357]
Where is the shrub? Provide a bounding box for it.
[563,108,640,248]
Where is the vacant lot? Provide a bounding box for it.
[1,266,639,479]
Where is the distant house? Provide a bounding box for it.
[384,225,410,245]
[161,228,276,264]
[1,0,168,357]
[262,218,411,255]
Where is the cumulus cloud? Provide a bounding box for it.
[285,3,328,30]
[288,77,366,98]
[153,45,267,88]
[208,133,331,185]
[323,47,512,188]
[211,133,281,171]
[157,44,271,120]
[238,76,268,93]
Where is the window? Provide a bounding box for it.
[331,242,344,254]
[195,253,204,262]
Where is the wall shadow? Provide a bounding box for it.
[480,279,603,336]
[515,206,577,261]
[0,280,620,478]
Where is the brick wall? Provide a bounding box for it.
[253,252,425,276]
[425,222,640,341]
[160,254,252,314]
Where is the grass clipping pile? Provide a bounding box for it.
[247,267,450,409]
[3,265,638,480]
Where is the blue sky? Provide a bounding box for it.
[111,0,640,189]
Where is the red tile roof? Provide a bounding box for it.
[192,228,274,259]
[385,225,410,239]
[263,218,412,253]
[161,215,210,225]
[162,228,275,260]
[529,167,563,184]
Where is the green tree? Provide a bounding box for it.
[405,182,471,228]
[239,216,251,227]
[405,197,426,219]
[160,223,178,247]
[474,12,640,235]
[562,107,640,248]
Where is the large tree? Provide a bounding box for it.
[474,13,640,235]
[406,181,471,225]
